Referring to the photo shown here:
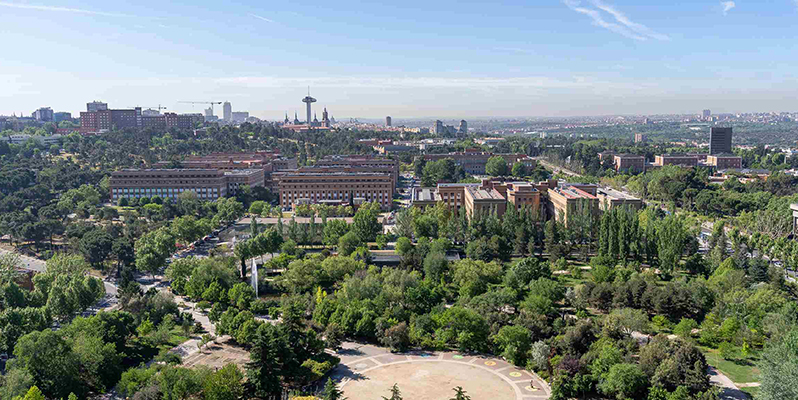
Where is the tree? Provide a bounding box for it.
[135,227,176,277]
[12,330,82,399]
[485,156,508,176]
[337,231,362,256]
[203,363,245,400]
[599,363,648,400]
[79,229,113,268]
[493,325,532,366]
[323,219,349,247]
[511,162,528,177]
[352,203,381,242]
[656,216,686,276]
[603,308,649,338]
[247,324,287,397]
[21,386,46,400]
[322,378,346,400]
[382,384,403,400]
[395,237,413,255]
[759,328,798,400]
[450,386,472,400]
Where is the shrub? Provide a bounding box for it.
[719,342,738,361]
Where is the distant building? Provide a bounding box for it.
[141,109,161,116]
[475,137,505,147]
[223,102,232,122]
[31,107,54,122]
[702,109,711,120]
[634,133,647,143]
[423,152,531,175]
[433,120,444,135]
[709,127,733,154]
[655,154,699,167]
[3,133,62,146]
[204,107,214,118]
[386,116,392,127]
[232,112,249,123]
[613,154,645,173]
[412,180,537,220]
[87,101,108,113]
[54,112,72,122]
[706,154,742,169]
[458,120,468,135]
[791,204,798,234]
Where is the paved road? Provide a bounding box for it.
[0,248,46,272]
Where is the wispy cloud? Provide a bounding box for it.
[721,1,736,15]
[0,1,132,17]
[249,13,274,23]
[564,0,669,41]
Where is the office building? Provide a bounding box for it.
[80,107,140,133]
[613,154,645,173]
[706,154,742,169]
[634,133,647,143]
[709,127,733,154]
[386,116,392,127]
[548,185,600,227]
[3,134,63,145]
[141,109,161,117]
[654,154,699,167]
[87,101,108,113]
[278,172,392,210]
[223,102,232,122]
[596,187,643,211]
[458,120,468,135]
[31,107,54,122]
[702,109,711,120]
[204,107,214,118]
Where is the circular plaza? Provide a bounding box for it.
[330,342,549,400]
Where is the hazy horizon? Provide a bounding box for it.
[3,0,798,119]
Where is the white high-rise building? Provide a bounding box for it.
[223,101,232,122]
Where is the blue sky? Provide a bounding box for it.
[1,0,798,119]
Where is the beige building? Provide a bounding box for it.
[548,185,600,226]
[463,186,506,219]
[596,187,643,211]
[706,154,743,169]
[654,154,700,167]
[278,172,392,210]
[313,156,399,192]
[110,169,227,201]
[412,179,540,220]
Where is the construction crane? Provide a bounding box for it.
[179,101,222,113]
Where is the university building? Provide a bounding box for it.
[278,172,393,210]
[412,179,543,220]
[109,168,264,202]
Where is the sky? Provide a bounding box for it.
[2,0,798,119]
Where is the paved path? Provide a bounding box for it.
[0,247,46,272]
[709,366,750,400]
[330,342,549,400]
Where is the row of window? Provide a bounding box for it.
[112,187,220,194]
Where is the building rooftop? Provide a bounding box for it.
[223,169,264,176]
[553,186,597,200]
[597,187,640,201]
[438,183,480,188]
[466,186,505,201]
[614,154,645,159]
[412,187,439,202]
[115,168,221,173]
[279,172,391,177]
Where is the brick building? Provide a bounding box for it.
[654,154,700,167]
[613,154,646,173]
[548,185,600,226]
[278,172,393,210]
[596,187,643,211]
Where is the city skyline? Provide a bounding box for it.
[3,0,798,118]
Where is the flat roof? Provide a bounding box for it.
[467,186,505,201]
[413,187,438,202]
[438,183,480,188]
[280,172,391,177]
[597,187,641,201]
[553,186,597,200]
[224,169,264,176]
[115,168,221,173]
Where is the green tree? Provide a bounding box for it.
[323,219,350,247]
[485,156,508,176]
[599,363,648,400]
[322,378,346,400]
[395,237,413,255]
[759,328,798,400]
[493,325,532,366]
[12,330,82,399]
[382,384,403,400]
[21,386,45,400]
[450,386,472,400]
[337,231,362,256]
[352,202,381,242]
[203,363,245,400]
[511,162,527,177]
[79,229,113,268]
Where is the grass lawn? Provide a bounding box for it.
[701,346,761,385]
[740,386,759,398]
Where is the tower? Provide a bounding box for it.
[458,120,467,135]
[284,113,290,124]
[313,112,319,126]
[322,107,329,126]
[709,127,733,155]
[223,101,232,122]
[293,112,300,125]
[386,116,392,127]
[302,88,316,126]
